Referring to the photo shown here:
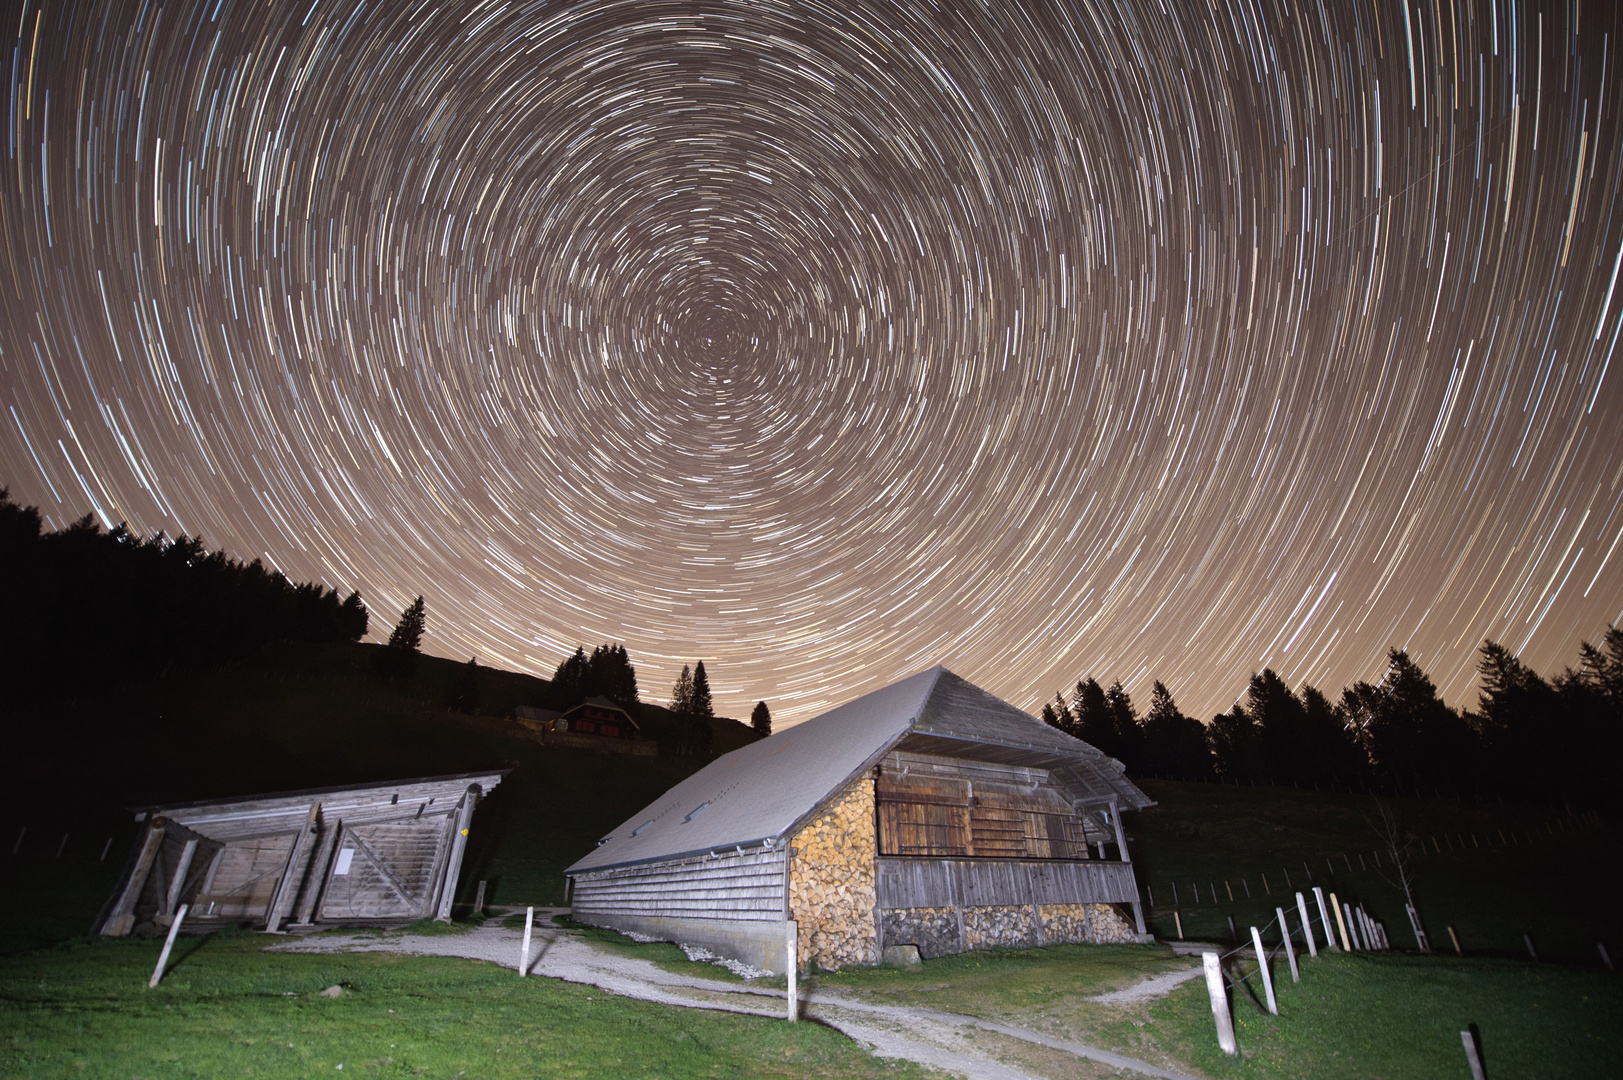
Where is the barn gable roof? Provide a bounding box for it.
[567,667,1151,875]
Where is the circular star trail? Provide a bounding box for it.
[2,0,1620,725]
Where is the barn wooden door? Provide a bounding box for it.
[316,820,448,920]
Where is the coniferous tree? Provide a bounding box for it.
[691,661,714,716]
[1071,678,1113,752]
[751,700,772,737]
[587,643,640,707]
[1208,703,1268,783]
[1139,681,1214,779]
[1343,649,1472,794]
[1473,639,1560,794]
[338,591,369,641]
[551,646,590,707]
[388,597,426,651]
[1104,680,1142,767]
[670,664,694,715]
[1042,692,1076,735]
[375,596,425,679]
[670,663,713,756]
[1298,683,1364,786]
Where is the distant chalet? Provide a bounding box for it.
[512,696,654,755]
[96,771,507,937]
[565,667,1153,973]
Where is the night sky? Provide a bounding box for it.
[1,0,1619,727]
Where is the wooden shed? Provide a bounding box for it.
[96,770,507,937]
[565,668,1152,973]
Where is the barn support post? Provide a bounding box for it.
[1109,797,1129,861]
[266,803,321,933]
[785,919,799,1020]
[161,839,199,920]
[434,786,481,921]
[292,813,341,926]
[102,818,168,937]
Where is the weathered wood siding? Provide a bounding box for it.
[876,753,1093,859]
[317,820,452,920]
[876,856,1139,909]
[193,834,294,921]
[571,846,786,921]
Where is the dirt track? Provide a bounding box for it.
[271,914,1202,1080]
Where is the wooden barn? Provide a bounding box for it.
[96,770,507,937]
[565,668,1152,973]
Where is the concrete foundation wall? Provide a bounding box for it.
[570,912,795,974]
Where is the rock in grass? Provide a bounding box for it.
[882,945,922,967]
[320,985,343,998]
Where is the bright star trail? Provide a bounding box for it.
[2,0,1619,726]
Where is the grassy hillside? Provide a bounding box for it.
[0,640,759,946]
[1129,778,1619,964]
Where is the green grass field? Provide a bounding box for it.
[0,931,932,1079]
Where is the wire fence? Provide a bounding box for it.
[1140,808,1602,914]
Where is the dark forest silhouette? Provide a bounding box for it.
[1,489,368,702]
[1043,630,1623,809]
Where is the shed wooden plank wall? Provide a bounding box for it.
[571,847,786,922]
[876,753,1093,860]
[317,819,454,920]
[876,856,1138,909]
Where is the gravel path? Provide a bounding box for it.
[271,917,1201,1080]
[1087,966,1205,1005]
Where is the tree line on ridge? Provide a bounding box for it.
[1042,633,1623,809]
[1,489,368,704]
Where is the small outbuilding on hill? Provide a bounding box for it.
[565,667,1152,973]
[96,770,507,937]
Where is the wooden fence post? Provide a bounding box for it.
[1277,907,1299,981]
[473,879,487,916]
[1296,892,1317,957]
[1341,901,1360,949]
[1174,910,1184,939]
[1313,888,1335,951]
[1461,1028,1487,1080]
[520,907,533,977]
[1329,893,1352,950]
[1203,952,1237,1054]
[148,904,188,988]
[1251,926,1278,1014]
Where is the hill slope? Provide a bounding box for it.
[0,640,758,913]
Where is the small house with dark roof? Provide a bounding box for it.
[565,667,1152,973]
